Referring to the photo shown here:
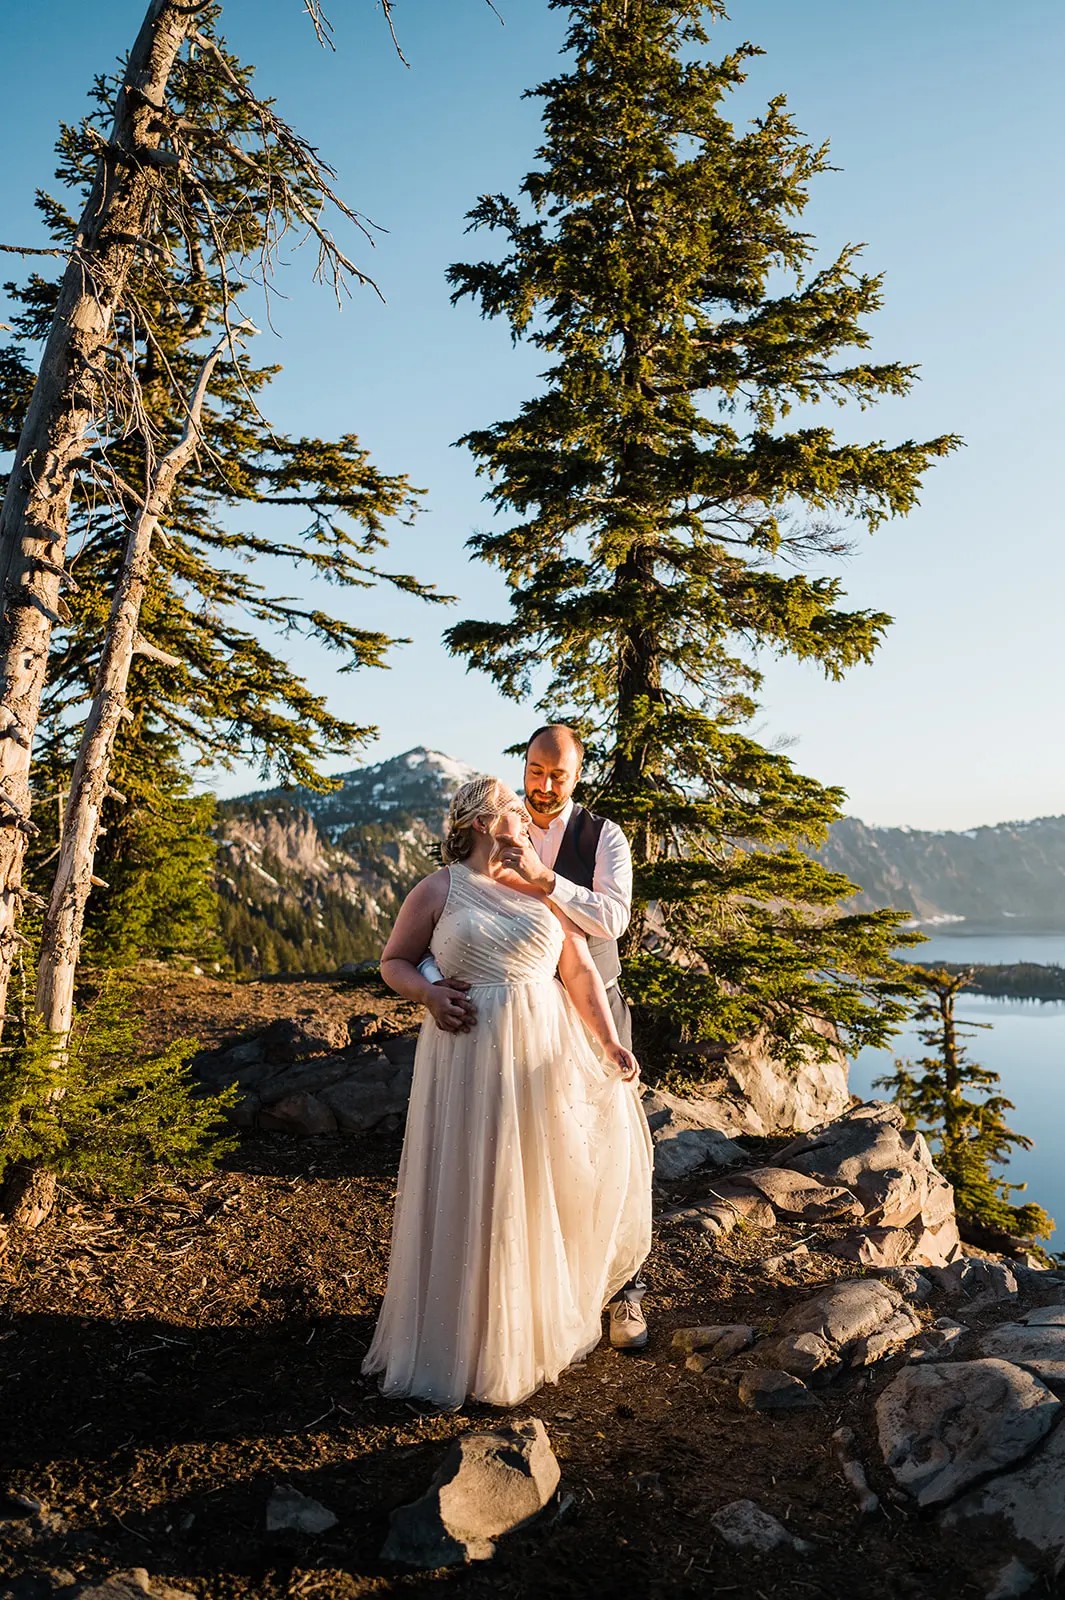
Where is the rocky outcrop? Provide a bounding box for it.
[668,1021,850,1140]
[777,1101,963,1267]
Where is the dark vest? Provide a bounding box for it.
[552,805,622,987]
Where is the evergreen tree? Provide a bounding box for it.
[446,0,959,1063]
[877,968,1054,1246]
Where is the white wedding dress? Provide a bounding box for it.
[362,862,653,1408]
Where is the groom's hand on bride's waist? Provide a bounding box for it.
[425,979,477,1034]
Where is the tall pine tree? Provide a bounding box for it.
[447,0,959,1064]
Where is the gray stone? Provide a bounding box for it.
[984,1558,1038,1600]
[909,1317,971,1363]
[729,1165,860,1222]
[379,1034,417,1069]
[709,1498,812,1555]
[258,1093,338,1137]
[738,1369,819,1411]
[680,1018,850,1138]
[320,1076,409,1133]
[660,1189,775,1236]
[381,1419,560,1566]
[955,1259,1019,1310]
[266,1484,339,1534]
[876,1360,1059,1507]
[257,1055,358,1103]
[761,1242,810,1276]
[777,1279,903,1353]
[261,1017,341,1063]
[875,1267,933,1303]
[979,1324,1065,1395]
[652,1126,748,1182]
[229,1092,260,1130]
[943,1415,1065,1583]
[77,1574,196,1600]
[851,1307,923,1367]
[827,1225,919,1268]
[1023,1305,1065,1326]
[671,1324,756,1359]
[778,1101,963,1266]
[757,1332,840,1380]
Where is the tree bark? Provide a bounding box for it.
[0,0,206,1032]
[36,330,240,1041]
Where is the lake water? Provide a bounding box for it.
[852,931,1065,1248]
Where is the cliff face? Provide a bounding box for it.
[215,748,477,974]
[818,814,1065,925]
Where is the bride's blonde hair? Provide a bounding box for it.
[441,775,512,864]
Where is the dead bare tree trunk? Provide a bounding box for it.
[0,0,207,1032]
[37,328,244,1039]
[0,331,245,1230]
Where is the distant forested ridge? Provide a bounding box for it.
[213,753,1065,976]
[816,815,1065,928]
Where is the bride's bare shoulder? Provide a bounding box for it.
[404,867,451,913]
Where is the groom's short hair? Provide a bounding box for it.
[525,723,585,765]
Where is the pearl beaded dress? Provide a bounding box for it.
[362,862,652,1407]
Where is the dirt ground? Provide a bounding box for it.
[0,974,1041,1599]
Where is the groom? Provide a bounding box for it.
[421,722,648,1350]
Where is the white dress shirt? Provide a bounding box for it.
[530,798,632,943]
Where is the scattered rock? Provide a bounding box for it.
[832,1426,879,1515]
[258,1093,338,1137]
[761,1242,810,1276]
[938,1258,1020,1311]
[876,1360,1060,1507]
[827,1225,919,1268]
[851,1307,923,1367]
[776,1279,904,1355]
[757,1332,841,1381]
[874,1266,933,1303]
[738,1370,819,1411]
[320,1074,411,1133]
[229,1092,261,1130]
[660,1188,774,1236]
[909,1318,971,1363]
[1023,1305,1065,1326]
[979,1323,1065,1395]
[77,1573,196,1600]
[983,1557,1038,1600]
[381,1418,560,1566]
[671,1324,755,1359]
[943,1415,1065,1585]
[266,1484,339,1535]
[729,1166,860,1222]
[261,1017,343,1063]
[682,1019,850,1138]
[709,1497,812,1554]
[641,1093,746,1181]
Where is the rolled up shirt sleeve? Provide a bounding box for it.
[547,819,632,941]
[417,954,444,985]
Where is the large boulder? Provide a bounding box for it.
[381,1419,560,1566]
[642,1091,746,1180]
[979,1317,1065,1396]
[777,1101,963,1267]
[876,1360,1060,1507]
[943,1414,1065,1585]
[671,1021,849,1138]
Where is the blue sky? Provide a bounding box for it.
[1,1,1062,829]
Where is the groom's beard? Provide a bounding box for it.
[525,789,569,820]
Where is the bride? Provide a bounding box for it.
[362,774,653,1408]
